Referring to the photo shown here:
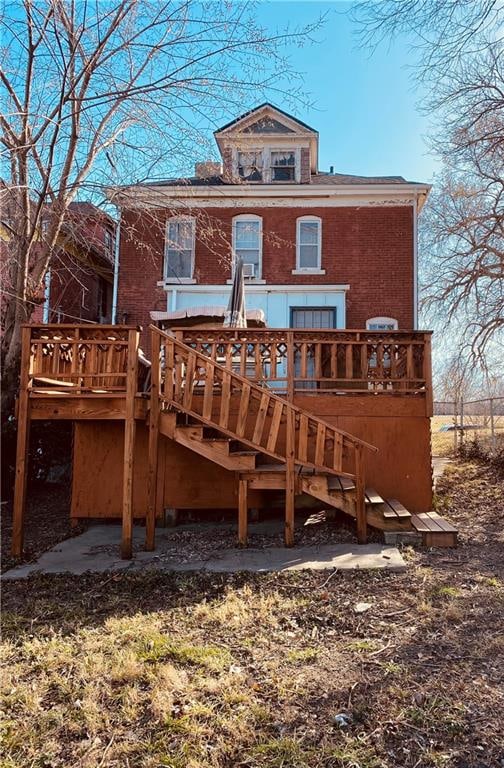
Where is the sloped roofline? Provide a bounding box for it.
[214,102,318,135]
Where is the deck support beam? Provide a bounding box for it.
[355,444,367,544]
[285,407,296,547]
[238,477,248,546]
[11,326,32,558]
[146,328,161,551]
[121,329,140,559]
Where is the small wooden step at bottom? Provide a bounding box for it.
[411,511,458,548]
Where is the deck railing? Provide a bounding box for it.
[23,324,141,394]
[174,327,432,403]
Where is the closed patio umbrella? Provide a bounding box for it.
[224,255,247,328]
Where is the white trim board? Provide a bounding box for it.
[158,283,350,293]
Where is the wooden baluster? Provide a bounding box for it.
[165,338,175,402]
[225,343,233,372]
[220,370,231,429]
[315,423,326,468]
[333,432,343,472]
[121,328,139,560]
[360,343,368,386]
[377,343,384,385]
[330,343,337,380]
[253,393,270,444]
[285,407,296,547]
[300,342,308,381]
[345,343,353,380]
[202,360,214,421]
[314,343,322,385]
[255,343,262,383]
[355,443,367,544]
[240,342,247,377]
[183,351,197,411]
[267,401,283,453]
[270,342,277,381]
[406,344,414,385]
[236,382,251,437]
[146,329,161,551]
[11,326,32,557]
[238,477,248,546]
[287,330,294,400]
[298,414,308,463]
[390,341,398,384]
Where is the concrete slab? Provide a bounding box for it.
[2,524,406,579]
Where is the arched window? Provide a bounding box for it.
[296,216,322,271]
[164,216,195,281]
[232,214,262,279]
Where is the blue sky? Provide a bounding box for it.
[256,1,438,184]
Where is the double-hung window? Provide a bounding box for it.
[270,150,296,181]
[296,216,322,271]
[232,215,262,279]
[164,217,195,281]
[237,151,263,182]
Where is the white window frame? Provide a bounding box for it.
[366,317,398,331]
[236,148,264,183]
[293,215,324,274]
[164,216,196,283]
[232,214,263,280]
[269,148,299,183]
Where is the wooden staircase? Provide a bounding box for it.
[146,327,457,551]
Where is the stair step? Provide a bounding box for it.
[328,475,355,492]
[411,512,458,548]
[365,487,384,505]
[386,498,411,518]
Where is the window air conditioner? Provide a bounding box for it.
[243,262,255,278]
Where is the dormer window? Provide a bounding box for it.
[270,150,296,182]
[238,151,263,182]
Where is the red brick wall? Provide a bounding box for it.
[47,251,111,324]
[117,204,415,340]
[300,148,311,184]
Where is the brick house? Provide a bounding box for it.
[110,103,430,342]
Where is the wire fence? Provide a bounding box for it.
[433,397,504,454]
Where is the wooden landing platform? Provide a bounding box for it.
[411,511,458,548]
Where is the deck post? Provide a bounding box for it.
[285,406,296,547]
[146,328,161,551]
[11,326,32,557]
[121,328,140,559]
[355,443,367,544]
[287,330,295,402]
[423,333,433,417]
[238,477,248,546]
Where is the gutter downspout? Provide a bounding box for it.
[112,210,121,324]
[42,268,51,322]
[413,196,418,330]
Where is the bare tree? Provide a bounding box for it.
[352,0,504,367]
[0,0,322,415]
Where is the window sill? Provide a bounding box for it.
[226,278,267,285]
[291,269,326,275]
[157,278,197,286]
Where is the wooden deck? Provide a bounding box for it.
[12,323,456,560]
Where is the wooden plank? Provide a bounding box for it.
[339,476,356,491]
[300,342,308,379]
[270,342,277,380]
[252,392,270,444]
[285,407,296,547]
[236,382,251,438]
[298,414,309,463]
[146,329,160,551]
[238,477,248,546]
[345,344,353,379]
[219,370,231,429]
[11,326,32,557]
[315,423,326,467]
[314,343,322,380]
[387,498,411,518]
[202,360,214,421]
[365,487,384,505]
[373,502,397,519]
[121,329,139,559]
[330,344,337,379]
[426,511,458,533]
[266,401,284,453]
[183,352,197,410]
[333,433,343,472]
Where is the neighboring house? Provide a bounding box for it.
[0,190,115,330]
[110,103,430,341]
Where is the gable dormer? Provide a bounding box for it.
[214,103,318,184]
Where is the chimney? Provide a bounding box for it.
[329,165,334,174]
[195,161,222,179]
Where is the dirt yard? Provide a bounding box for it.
[2,460,503,768]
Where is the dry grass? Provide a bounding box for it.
[431,414,504,458]
[2,461,504,768]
